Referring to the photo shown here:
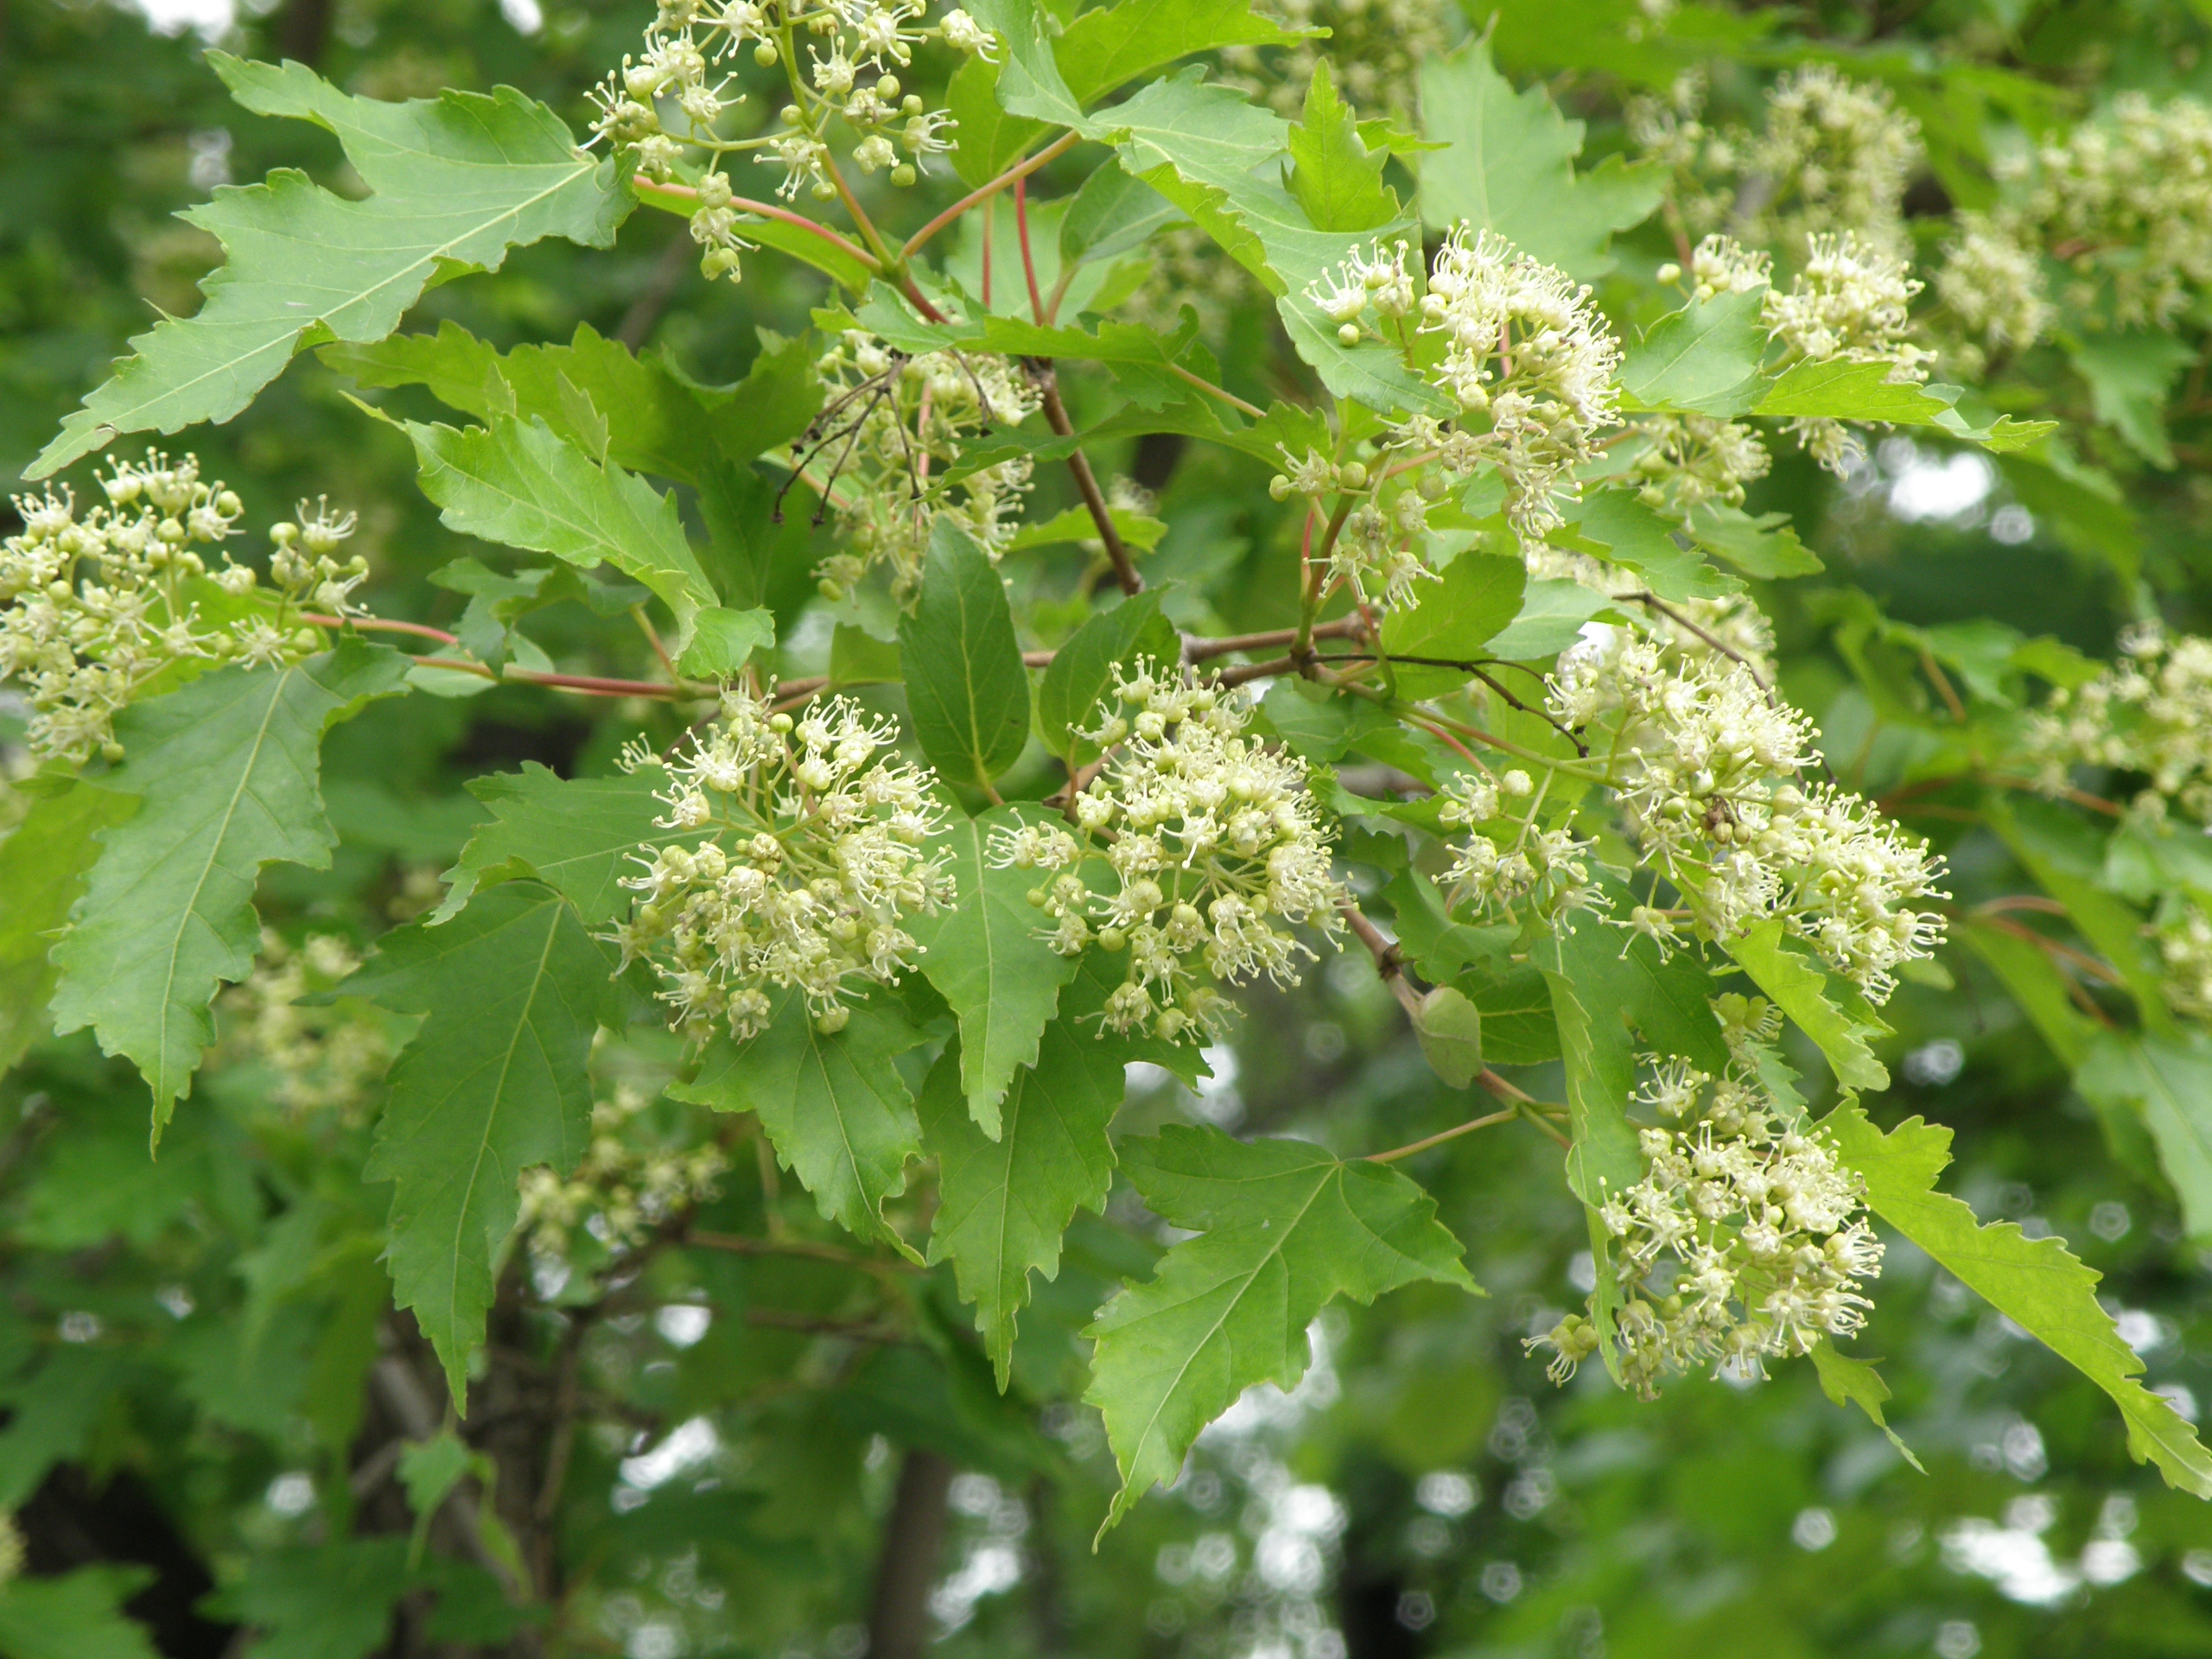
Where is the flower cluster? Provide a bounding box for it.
[1742,65,1922,258]
[1436,766,1604,928]
[1533,1042,1883,1399]
[2029,623,2212,826]
[1630,65,1922,254]
[806,331,1039,604]
[1217,0,1451,120]
[2024,92,2212,328]
[1548,630,1947,1002]
[1627,413,1772,516]
[218,931,391,1121]
[2156,897,2212,1022]
[991,662,1344,1042]
[1674,231,1929,473]
[1933,215,2054,371]
[588,0,976,279]
[614,690,954,1041]
[2,452,368,764]
[1300,226,1623,543]
[518,1082,728,1256]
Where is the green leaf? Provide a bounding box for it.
[2076,1031,2212,1242]
[0,1567,160,1659]
[391,410,719,651]
[1752,359,1958,425]
[1684,505,1822,579]
[1414,38,1659,279]
[1826,1101,2212,1497]
[1413,986,1485,1087]
[1287,63,1398,234]
[353,882,617,1402]
[435,762,674,928]
[1382,868,1512,987]
[1484,578,1611,660]
[1563,491,1738,603]
[964,0,1085,127]
[1077,71,1447,417]
[908,807,1083,1137]
[1377,551,1525,695]
[0,1348,125,1507]
[1959,917,2095,1071]
[29,56,627,478]
[1058,161,1185,268]
[676,606,775,681]
[327,320,776,487]
[2069,332,2195,469]
[1085,1124,1476,1530]
[672,988,928,1253]
[1984,795,2170,1030]
[1468,962,1559,1064]
[1722,918,1891,1092]
[1808,1340,1925,1473]
[899,519,1033,791]
[202,1539,413,1659]
[49,644,410,1133]
[1054,0,1313,105]
[920,1024,1123,1387]
[0,782,137,1075]
[1615,289,1769,417]
[1034,591,1179,764]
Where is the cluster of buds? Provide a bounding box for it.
[1742,65,1923,258]
[1217,0,1450,121]
[218,931,391,1121]
[1,453,368,764]
[1626,413,1771,517]
[806,332,1038,605]
[1548,630,1947,1003]
[1296,226,1624,549]
[518,1082,728,1256]
[988,661,1344,1042]
[1436,766,1604,929]
[1933,215,2055,372]
[588,0,980,280]
[1268,438,1438,612]
[1533,1036,1883,1399]
[2021,92,2212,328]
[613,690,954,1041]
[1630,65,1923,257]
[2030,623,2212,828]
[2156,896,2212,1023]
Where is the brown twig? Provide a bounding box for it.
[1029,364,1141,595]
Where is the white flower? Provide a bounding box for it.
[617,690,955,1041]
[990,661,1344,1042]
[1543,630,1947,1002]
[2031,623,2212,826]
[1534,1052,1881,1398]
[0,453,359,764]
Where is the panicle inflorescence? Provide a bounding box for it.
[518,1081,728,1256]
[2029,622,2212,827]
[1934,214,2055,371]
[1296,226,1623,552]
[1532,1035,1883,1399]
[2025,93,2212,328]
[806,331,1038,605]
[588,0,976,281]
[1,452,369,764]
[990,660,1344,1043]
[615,689,954,1042]
[1545,630,1947,1002]
[219,931,391,1121]
[1628,413,1772,517]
